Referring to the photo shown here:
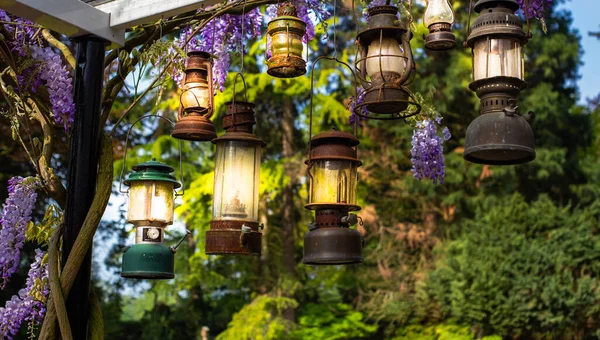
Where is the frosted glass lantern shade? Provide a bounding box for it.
[424,0,454,27]
[310,160,358,206]
[181,82,210,110]
[365,37,406,78]
[213,140,261,222]
[473,37,523,81]
[127,181,175,226]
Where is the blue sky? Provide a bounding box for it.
[565,0,600,103]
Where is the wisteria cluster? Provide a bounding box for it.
[349,87,368,126]
[0,10,75,131]
[30,46,76,131]
[410,118,451,184]
[0,249,49,339]
[0,176,41,288]
[175,8,263,91]
[516,0,552,19]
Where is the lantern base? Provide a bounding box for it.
[354,86,421,120]
[205,220,262,255]
[172,114,217,142]
[425,31,456,51]
[267,55,306,78]
[464,111,535,165]
[303,227,363,265]
[121,244,174,279]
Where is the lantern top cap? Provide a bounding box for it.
[187,51,211,60]
[125,160,181,188]
[474,0,519,13]
[311,130,359,148]
[367,5,398,16]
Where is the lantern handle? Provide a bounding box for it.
[118,114,185,198]
[464,0,474,47]
[308,56,360,166]
[231,72,249,107]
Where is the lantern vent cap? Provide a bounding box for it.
[474,0,519,13]
[124,159,181,188]
[310,130,360,148]
[367,5,399,17]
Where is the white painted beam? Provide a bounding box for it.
[94,0,222,30]
[0,0,125,45]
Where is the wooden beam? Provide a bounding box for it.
[0,0,125,45]
[94,0,222,30]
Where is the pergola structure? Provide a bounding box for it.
[0,0,220,338]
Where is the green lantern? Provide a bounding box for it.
[121,160,181,279]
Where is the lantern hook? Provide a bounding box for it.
[118,114,185,198]
[170,229,192,253]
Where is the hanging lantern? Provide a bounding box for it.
[172,51,217,142]
[304,130,363,265]
[464,0,535,165]
[206,100,265,255]
[121,160,181,279]
[423,0,456,50]
[354,5,420,120]
[266,3,307,78]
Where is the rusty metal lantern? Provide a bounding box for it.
[354,5,420,120]
[423,0,456,50]
[172,51,217,142]
[303,57,364,265]
[464,0,535,165]
[266,3,307,78]
[206,75,265,255]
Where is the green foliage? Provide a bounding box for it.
[216,295,298,340]
[293,303,377,340]
[393,323,501,340]
[419,195,600,337]
[26,204,60,245]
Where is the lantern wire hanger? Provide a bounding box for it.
[119,114,185,197]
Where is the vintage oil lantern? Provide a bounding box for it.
[354,5,420,120]
[121,160,182,279]
[266,3,307,78]
[423,0,456,50]
[206,88,265,255]
[464,0,535,165]
[172,51,217,142]
[304,130,363,265]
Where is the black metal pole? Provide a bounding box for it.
[62,36,105,340]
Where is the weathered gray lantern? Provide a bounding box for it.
[464,0,535,165]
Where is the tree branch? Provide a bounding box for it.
[39,134,113,339]
[42,29,75,70]
[30,100,67,209]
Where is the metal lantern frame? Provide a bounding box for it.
[423,0,457,50]
[206,73,266,256]
[463,0,536,165]
[172,51,218,142]
[354,5,421,121]
[304,56,364,266]
[119,114,188,279]
[266,3,307,78]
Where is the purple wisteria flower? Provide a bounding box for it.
[349,87,368,126]
[174,8,263,92]
[0,176,41,287]
[516,0,552,19]
[0,249,49,339]
[30,46,76,131]
[410,118,451,184]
